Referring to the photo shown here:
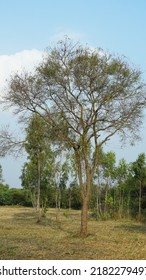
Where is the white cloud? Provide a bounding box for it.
[0,49,44,97]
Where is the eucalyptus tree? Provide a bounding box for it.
[22,113,56,220]
[91,147,105,219]
[115,158,129,218]
[131,153,146,219]
[92,149,116,219]
[55,160,70,220]
[1,38,146,236]
[101,151,116,215]
[58,161,70,208]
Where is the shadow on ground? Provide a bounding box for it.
[115,223,146,234]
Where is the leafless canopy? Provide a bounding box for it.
[0,126,24,157]
[2,39,146,153]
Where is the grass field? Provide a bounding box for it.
[0,206,146,260]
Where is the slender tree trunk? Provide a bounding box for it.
[118,186,122,219]
[138,180,142,220]
[80,195,89,237]
[113,188,115,215]
[96,173,101,218]
[80,174,91,237]
[96,187,99,220]
[74,146,91,237]
[36,155,41,222]
[121,189,124,217]
[42,198,47,217]
[104,187,108,215]
[31,189,37,208]
[56,188,61,221]
[127,191,131,218]
[69,193,71,210]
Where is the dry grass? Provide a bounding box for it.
[0,206,146,260]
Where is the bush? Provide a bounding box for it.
[0,187,32,206]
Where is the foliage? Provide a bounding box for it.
[21,114,57,211]
[1,38,146,235]
[0,186,31,206]
[90,152,146,220]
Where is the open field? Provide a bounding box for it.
[0,206,146,260]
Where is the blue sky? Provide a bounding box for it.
[0,0,146,187]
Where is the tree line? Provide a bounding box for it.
[0,38,146,236]
[1,115,146,222]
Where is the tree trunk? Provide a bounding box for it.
[121,189,124,217]
[104,187,108,215]
[56,188,61,221]
[118,186,122,219]
[127,191,131,218]
[80,196,89,237]
[96,174,101,219]
[74,147,91,237]
[42,198,47,217]
[36,155,41,222]
[69,193,71,210]
[113,188,115,215]
[96,187,99,220]
[31,189,37,208]
[138,180,142,220]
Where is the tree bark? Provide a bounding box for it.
[96,187,99,220]
[138,180,142,220]
[80,195,89,237]
[104,185,108,216]
[118,186,122,219]
[36,155,41,222]
[74,143,91,237]
[56,188,61,221]
[69,192,71,210]
[127,191,131,218]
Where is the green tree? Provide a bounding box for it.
[102,151,116,216]
[91,147,105,219]
[58,161,70,208]
[1,38,146,236]
[54,159,70,220]
[115,159,129,218]
[22,114,56,220]
[67,181,82,210]
[131,153,146,219]
[91,149,116,219]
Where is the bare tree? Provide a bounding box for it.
[1,38,146,236]
[0,126,24,157]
